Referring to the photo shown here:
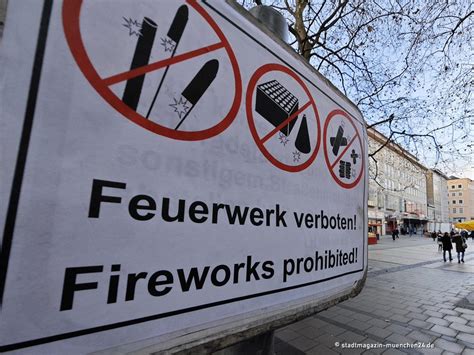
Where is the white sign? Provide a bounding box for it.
[0,0,368,353]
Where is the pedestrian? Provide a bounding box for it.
[470,230,474,241]
[450,229,455,237]
[437,233,443,252]
[452,233,467,263]
[441,232,453,262]
[431,231,436,241]
[392,229,396,241]
[396,228,399,239]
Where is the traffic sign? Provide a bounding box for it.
[323,109,364,188]
[246,63,321,172]
[62,0,242,141]
[0,0,367,353]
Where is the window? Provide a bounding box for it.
[451,185,455,189]
[459,192,462,196]
[459,200,463,204]
[458,184,462,188]
[459,208,464,213]
[452,192,456,196]
[452,200,456,204]
[453,208,457,213]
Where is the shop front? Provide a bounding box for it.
[368,210,384,244]
[400,212,428,235]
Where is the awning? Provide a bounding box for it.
[455,220,474,231]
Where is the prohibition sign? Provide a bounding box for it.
[62,0,241,141]
[323,109,364,189]
[246,64,321,172]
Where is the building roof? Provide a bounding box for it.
[431,169,449,180]
[367,127,428,171]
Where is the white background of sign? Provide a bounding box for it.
[0,0,367,353]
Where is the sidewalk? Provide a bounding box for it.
[275,234,474,354]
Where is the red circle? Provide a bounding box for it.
[62,0,242,141]
[323,109,364,189]
[246,64,321,172]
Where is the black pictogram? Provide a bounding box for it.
[330,122,348,156]
[174,59,219,129]
[122,17,158,110]
[295,114,311,153]
[350,149,359,164]
[147,5,189,118]
[339,161,351,179]
[255,80,299,136]
[121,6,220,131]
[254,79,310,154]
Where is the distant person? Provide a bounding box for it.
[431,231,436,241]
[395,228,399,239]
[437,233,443,252]
[470,230,474,241]
[450,229,455,237]
[392,229,396,241]
[452,232,467,263]
[460,230,468,239]
[441,232,453,262]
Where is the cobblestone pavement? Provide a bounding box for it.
[275,235,474,355]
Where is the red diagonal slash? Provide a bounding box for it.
[102,42,224,86]
[330,133,359,170]
[260,101,312,144]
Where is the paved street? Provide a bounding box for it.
[275,234,474,354]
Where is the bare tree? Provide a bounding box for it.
[241,0,473,178]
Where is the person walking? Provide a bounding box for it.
[437,233,443,252]
[470,230,474,241]
[441,232,453,262]
[392,229,396,241]
[452,233,467,263]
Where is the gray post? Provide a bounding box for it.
[249,5,289,44]
[212,330,275,355]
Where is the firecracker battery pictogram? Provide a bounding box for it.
[255,80,299,136]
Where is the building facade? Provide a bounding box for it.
[447,178,474,223]
[368,128,428,236]
[426,169,450,231]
